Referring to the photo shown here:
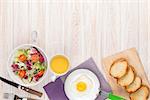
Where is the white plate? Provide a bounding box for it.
[64,69,100,100]
[7,44,49,87]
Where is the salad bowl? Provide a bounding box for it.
[7,44,49,87]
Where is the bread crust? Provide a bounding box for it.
[117,66,135,87]
[129,85,149,100]
[109,58,128,78]
[125,76,142,93]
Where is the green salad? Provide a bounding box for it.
[11,47,47,83]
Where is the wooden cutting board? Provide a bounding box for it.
[102,48,150,100]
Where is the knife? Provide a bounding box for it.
[99,89,125,100]
[0,76,43,97]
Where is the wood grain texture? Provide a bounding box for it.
[0,1,149,100]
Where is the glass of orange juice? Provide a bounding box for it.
[49,54,70,81]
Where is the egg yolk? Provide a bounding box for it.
[76,81,87,92]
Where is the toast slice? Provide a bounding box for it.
[126,76,142,93]
[110,58,128,78]
[117,66,135,87]
[130,85,149,100]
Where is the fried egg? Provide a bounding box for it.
[64,69,100,100]
[72,75,93,94]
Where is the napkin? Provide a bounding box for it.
[43,58,112,100]
[43,77,68,100]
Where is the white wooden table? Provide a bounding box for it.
[0,1,150,100]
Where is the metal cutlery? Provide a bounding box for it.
[3,93,39,100]
[99,89,125,100]
[0,76,43,97]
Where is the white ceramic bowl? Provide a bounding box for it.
[7,44,49,87]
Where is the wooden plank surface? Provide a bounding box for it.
[0,1,149,100]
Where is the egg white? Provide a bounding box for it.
[65,69,100,100]
[71,75,93,95]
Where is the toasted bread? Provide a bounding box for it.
[130,85,149,100]
[117,66,134,87]
[110,58,128,78]
[126,76,142,93]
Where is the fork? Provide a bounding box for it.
[3,93,39,100]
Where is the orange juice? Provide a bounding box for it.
[50,55,69,75]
